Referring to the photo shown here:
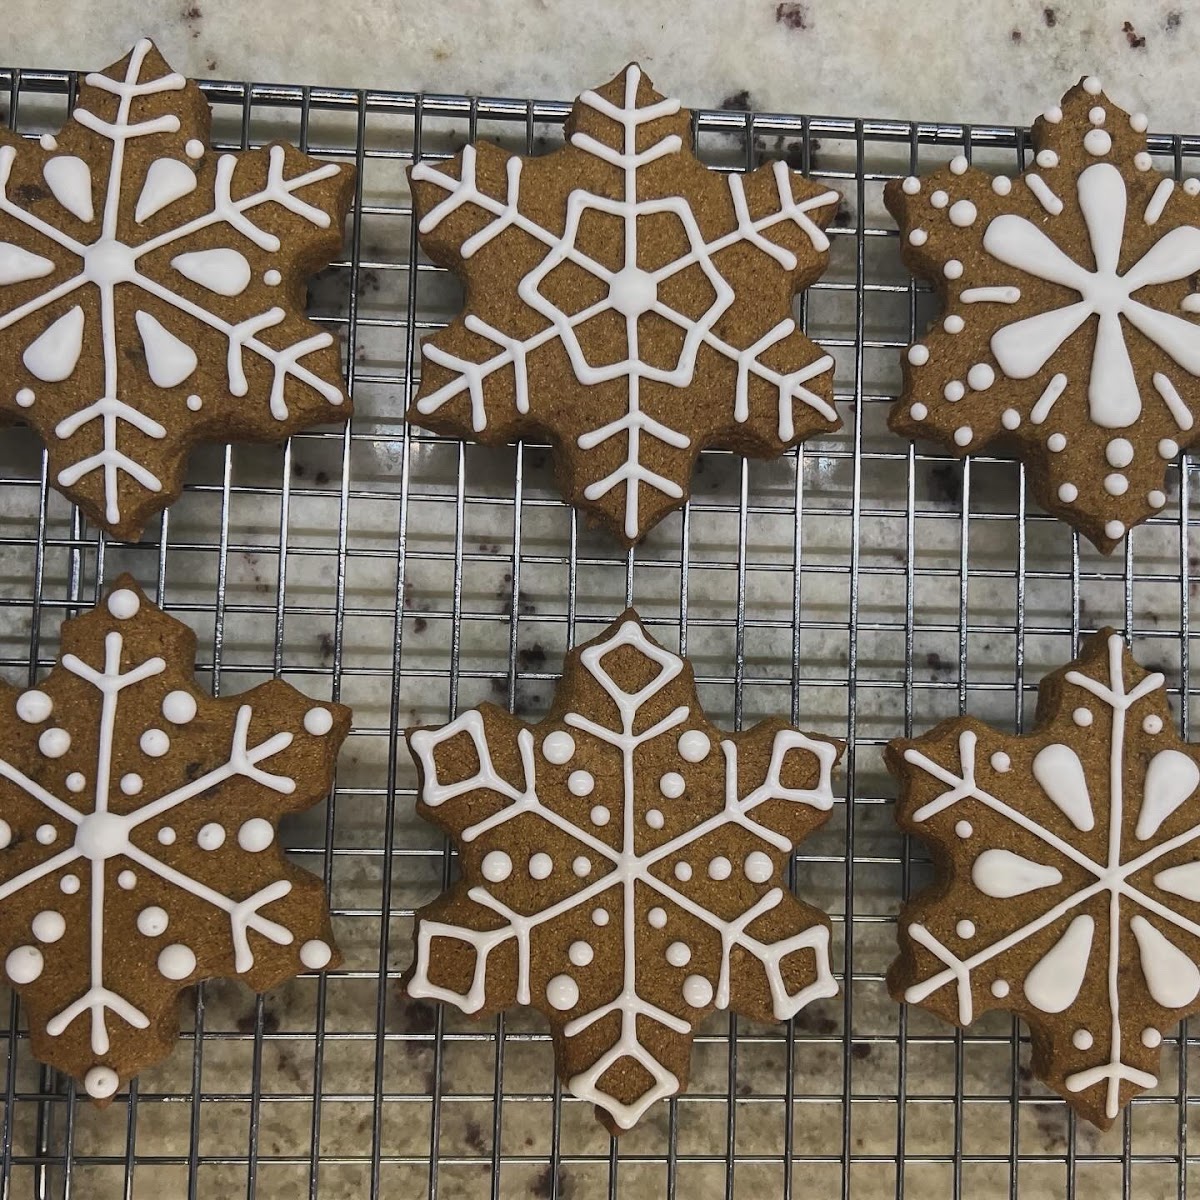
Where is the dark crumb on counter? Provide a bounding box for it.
[719,90,754,112]
[413,617,427,634]
[237,1006,281,1035]
[930,462,962,506]
[395,997,438,1035]
[851,1042,871,1059]
[14,184,46,205]
[776,2,810,29]
[182,4,201,20]
[1011,29,1023,43]
[532,1165,574,1199]
[1123,20,1147,48]
[926,651,945,674]
[1043,6,1057,26]
[833,200,852,227]
[463,1120,487,1155]
[1167,10,1182,31]
[519,643,547,670]
[318,631,335,663]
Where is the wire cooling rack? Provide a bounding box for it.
[0,59,1199,1200]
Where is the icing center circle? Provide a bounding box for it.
[83,238,137,288]
[74,811,131,860]
[607,267,657,318]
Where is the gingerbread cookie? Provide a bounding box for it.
[405,611,841,1132]
[887,76,1200,552]
[0,575,349,1101]
[889,629,1200,1127]
[408,64,839,544]
[0,39,354,540]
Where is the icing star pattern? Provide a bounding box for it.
[0,39,354,540]
[887,76,1200,552]
[408,64,839,544]
[0,576,349,1101]
[405,611,841,1133]
[889,629,1200,1128]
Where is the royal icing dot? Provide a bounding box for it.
[991,979,1010,998]
[1105,520,1125,540]
[955,820,972,838]
[137,906,169,936]
[683,974,714,1007]
[990,751,1011,772]
[645,808,665,830]
[15,387,34,408]
[1131,112,1150,133]
[930,190,949,208]
[162,690,197,724]
[1160,438,1181,460]
[546,974,579,1010]
[186,394,203,411]
[944,381,965,402]
[303,707,334,736]
[589,805,610,826]
[84,1066,119,1099]
[39,728,70,758]
[1104,473,1128,496]
[120,773,143,796]
[647,906,667,929]
[901,176,921,194]
[1083,76,1103,95]
[1035,149,1059,169]
[948,199,977,227]
[992,176,1013,195]
[568,770,595,797]
[744,851,772,883]
[16,690,52,723]
[185,138,205,159]
[263,269,282,286]
[659,771,685,799]
[107,588,140,619]
[1058,483,1078,503]
[949,155,968,175]
[1073,707,1093,727]
[542,731,576,763]
[1043,106,1063,123]
[1073,1029,1094,1050]
[237,818,274,852]
[1047,433,1067,452]
[569,940,594,967]
[907,344,930,366]
[157,826,176,846]
[35,824,57,845]
[1143,714,1164,734]
[1001,409,1020,431]
[956,920,975,939]
[1142,1027,1162,1048]
[910,403,928,421]
[953,426,973,447]
[966,363,994,391]
[666,941,692,967]
[139,728,170,756]
[943,315,964,334]
[60,873,80,894]
[674,861,693,882]
[1148,490,1167,509]
[1135,151,1153,171]
[157,943,196,980]
[528,852,553,880]
[1083,129,1112,156]
[1106,438,1134,468]
[943,259,963,280]
[677,731,710,762]
[1186,178,1200,197]
[118,870,137,890]
[908,229,928,246]
[31,910,66,943]
[38,134,58,151]
[0,820,9,849]
[572,855,591,877]
[6,945,43,983]
[300,939,332,969]
[197,822,225,850]
[707,856,732,881]
[592,908,609,926]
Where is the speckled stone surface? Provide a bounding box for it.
[0,8,1198,1198]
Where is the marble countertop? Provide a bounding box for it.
[7,0,1200,130]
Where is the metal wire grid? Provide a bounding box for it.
[0,60,1198,1200]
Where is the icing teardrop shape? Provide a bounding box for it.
[1131,915,1200,1008]
[1137,749,1200,840]
[1023,914,1094,1013]
[971,848,1064,898]
[135,310,197,388]
[1153,860,1200,902]
[42,156,94,223]
[135,158,197,223]
[0,243,54,286]
[23,305,85,382]
[1032,743,1095,831]
[170,247,252,297]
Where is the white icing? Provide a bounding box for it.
[1001,408,1020,430]
[405,616,838,1129]
[1154,861,1200,901]
[197,822,226,850]
[1148,490,1167,509]
[1106,520,1125,540]
[568,770,595,797]
[6,945,43,983]
[666,942,691,967]
[156,827,176,845]
[1131,916,1200,1007]
[36,823,57,844]
[136,906,168,937]
[60,874,80,894]
[237,818,274,852]
[907,345,929,366]
[645,808,664,830]
[542,731,575,764]
[1026,173,1064,216]
[572,856,591,877]
[0,821,8,848]
[1074,707,1093,726]
[971,848,1063,897]
[707,856,732,881]
[1032,743,1095,831]
[1074,1029,1094,1050]
[171,247,252,296]
[16,690,53,723]
[908,229,928,247]
[185,139,205,160]
[1105,473,1129,496]
[263,269,281,286]
[955,820,972,838]
[954,426,973,447]
[483,850,515,883]
[117,870,136,889]
[1030,373,1068,424]
[957,920,975,938]
[15,387,34,407]
[569,941,594,967]
[1048,433,1067,452]
[901,176,921,195]
[157,943,196,980]
[32,910,66,943]
[990,751,1011,772]
[1084,129,1112,156]
[589,805,610,826]
[1135,152,1153,172]
[991,979,1010,998]
[992,177,1013,196]
[135,309,197,388]
[1144,714,1164,734]
[84,1066,118,1098]
[39,728,70,758]
[161,690,196,723]
[659,771,685,798]
[944,381,965,402]
[1089,106,1106,125]
[120,773,142,796]
[966,363,994,391]
[744,851,772,882]
[950,155,968,175]
[1136,749,1199,839]
[1145,178,1175,226]
[0,243,54,286]
[186,394,202,411]
[943,315,964,334]
[1106,437,1134,467]
[546,974,579,1010]
[910,403,927,421]
[1036,149,1059,169]
[1142,1026,1162,1047]
[930,190,948,208]
[1160,438,1180,460]
[135,158,197,223]
[0,39,346,528]
[528,852,553,880]
[1083,76,1103,95]
[304,707,334,735]
[948,200,977,227]
[140,728,169,756]
[1024,914,1094,1012]
[299,939,331,969]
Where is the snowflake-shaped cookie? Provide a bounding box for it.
[408,64,839,544]
[889,629,1200,1127]
[405,611,841,1132]
[0,39,354,540]
[887,76,1200,552]
[0,575,349,1100]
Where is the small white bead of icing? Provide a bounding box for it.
[60,873,80,894]
[683,974,714,1007]
[908,229,928,246]
[137,906,169,937]
[569,940,594,967]
[907,344,930,366]
[1083,129,1112,156]
[572,856,591,877]
[118,870,137,890]
[1159,438,1180,460]
[1058,483,1078,503]
[707,856,732,881]
[647,906,667,929]
[1047,433,1067,452]
[592,908,609,926]
[1073,707,1093,727]
[953,426,973,447]
[956,920,975,939]
[1001,409,1020,430]
[546,974,579,1010]
[16,690,52,723]
[15,387,34,408]
[659,771,685,799]
[589,805,610,826]
[300,939,332,969]
[35,824,57,845]
[955,820,972,838]
[542,731,575,763]
[666,941,691,967]
[1142,1027,1162,1048]
[185,139,205,159]
[674,861,693,882]
[528,852,553,880]
[0,820,9,849]
[944,381,965,402]
[304,707,334,736]
[901,176,921,194]
[1105,437,1134,468]
[677,731,710,762]
[237,818,274,852]
[645,808,665,829]
[966,363,994,391]
[744,851,773,883]
[568,770,595,797]
[1143,714,1164,734]
[910,403,928,421]
[948,200,977,227]
[162,690,197,723]
[85,1066,119,1098]
[1148,490,1166,509]
[157,943,196,980]
[39,728,70,758]
[991,979,1010,998]
[6,945,43,983]
[949,155,968,175]
[140,728,170,757]
[943,259,963,279]
[481,850,512,882]
[31,910,66,943]
[990,751,1011,772]
[1104,519,1125,541]
[107,588,140,619]
[1072,1029,1093,1050]
[120,773,143,796]
[943,315,964,334]
[157,827,177,846]
[197,823,225,851]
[992,176,1013,195]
